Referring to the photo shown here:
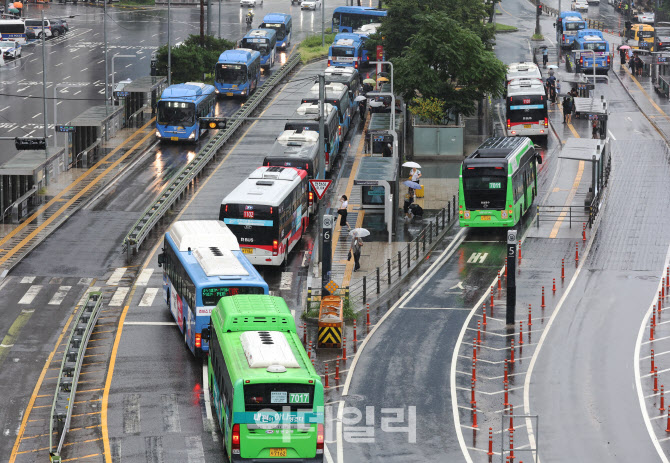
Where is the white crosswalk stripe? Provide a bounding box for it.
[19,285,42,304]
[136,268,154,286]
[48,286,72,305]
[280,272,293,290]
[78,277,93,286]
[107,268,127,286]
[20,276,35,284]
[139,288,159,307]
[109,287,130,307]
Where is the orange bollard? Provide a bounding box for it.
[510,339,515,363]
[509,429,515,461]
[477,321,482,345]
[498,271,502,290]
[655,367,659,393]
[651,317,656,341]
[366,303,370,326]
[575,242,579,262]
[342,333,347,361]
[472,357,477,382]
[541,287,546,308]
[488,427,494,456]
[504,359,509,384]
[325,363,329,388]
[483,303,487,327]
[528,304,533,327]
[509,404,514,432]
[661,385,666,411]
[666,266,669,289]
[473,341,477,363]
[303,322,307,345]
[308,341,312,359]
[553,278,556,293]
[505,262,508,278]
[504,380,509,406]
[335,356,340,380]
[471,378,476,404]
[582,223,586,242]
[518,240,522,261]
[472,403,478,428]
[519,321,524,345]
[659,302,663,318]
[561,259,565,280]
[490,286,494,308]
[666,406,670,432]
[660,291,663,312]
[652,349,656,374]
[353,320,357,345]
[663,281,666,300]
[653,311,657,327]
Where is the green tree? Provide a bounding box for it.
[394,13,506,120]
[409,97,448,124]
[155,34,235,84]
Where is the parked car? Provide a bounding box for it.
[0,39,21,59]
[24,19,53,39]
[638,12,655,24]
[301,0,321,9]
[49,18,68,36]
[657,35,670,51]
[573,0,589,10]
[240,0,262,6]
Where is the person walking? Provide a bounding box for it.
[546,74,557,103]
[410,167,422,184]
[618,46,627,65]
[338,195,350,229]
[591,121,600,139]
[383,143,392,157]
[629,53,637,74]
[635,55,643,76]
[542,48,549,67]
[350,234,363,271]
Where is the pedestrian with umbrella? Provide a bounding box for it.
[618,45,630,66]
[355,95,367,128]
[348,229,367,272]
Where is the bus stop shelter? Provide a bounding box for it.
[353,157,398,243]
[558,137,610,207]
[64,105,124,168]
[122,76,167,127]
[572,95,608,139]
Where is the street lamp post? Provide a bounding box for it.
[168,0,172,86]
[321,0,326,47]
[111,54,136,103]
[40,11,48,160]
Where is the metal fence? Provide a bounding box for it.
[122,54,301,257]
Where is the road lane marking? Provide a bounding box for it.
[106,267,127,286]
[0,309,34,367]
[48,286,72,305]
[135,268,153,286]
[138,288,159,307]
[123,321,176,326]
[19,285,42,304]
[109,287,129,307]
[280,272,292,290]
[402,307,473,310]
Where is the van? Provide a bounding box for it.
[24,19,52,39]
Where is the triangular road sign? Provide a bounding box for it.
[309,179,333,200]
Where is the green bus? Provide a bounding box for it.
[458,137,542,228]
[205,295,325,462]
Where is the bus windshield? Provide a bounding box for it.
[222,204,275,245]
[582,41,607,51]
[332,47,355,57]
[158,101,195,125]
[216,64,247,84]
[244,383,315,412]
[262,23,285,40]
[639,30,654,38]
[201,286,265,306]
[462,168,507,210]
[565,22,585,31]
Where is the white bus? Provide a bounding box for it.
[0,19,27,44]
[505,62,542,87]
[219,166,309,266]
[301,82,352,145]
[506,78,548,139]
[284,102,340,173]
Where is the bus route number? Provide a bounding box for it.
[489,182,502,189]
[523,99,531,104]
[289,393,310,404]
[244,211,255,219]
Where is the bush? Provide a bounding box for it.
[298,30,337,63]
[155,34,235,84]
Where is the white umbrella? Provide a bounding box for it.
[402,161,422,168]
[369,100,384,108]
[349,228,370,237]
[547,64,559,69]
[354,95,366,102]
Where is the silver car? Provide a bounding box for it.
[301,0,321,9]
[240,0,262,6]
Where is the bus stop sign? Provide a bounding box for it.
[310,179,333,200]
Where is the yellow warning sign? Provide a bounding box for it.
[318,326,342,348]
[325,280,339,295]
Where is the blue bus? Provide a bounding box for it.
[557,10,582,33]
[240,29,278,70]
[353,22,380,62]
[215,48,261,97]
[260,13,292,50]
[573,30,611,73]
[328,33,364,68]
[157,220,269,356]
[560,16,587,48]
[301,82,352,147]
[156,82,216,142]
[332,6,387,33]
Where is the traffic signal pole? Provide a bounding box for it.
[535,3,542,36]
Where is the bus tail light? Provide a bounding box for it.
[580,56,584,66]
[272,240,279,256]
[325,151,330,167]
[607,55,610,65]
[327,59,331,66]
[562,34,565,43]
[506,119,511,129]
[316,424,324,454]
[232,424,241,454]
[544,117,548,128]
[309,192,314,207]
[355,61,358,69]
[195,333,202,349]
[338,125,342,136]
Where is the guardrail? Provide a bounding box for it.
[49,291,103,463]
[122,53,302,256]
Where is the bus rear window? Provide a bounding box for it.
[332,47,354,57]
[462,168,507,210]
[244,383,315,412]
[202,286,265,306]
[565,22,585,31]
[264,157,314,178]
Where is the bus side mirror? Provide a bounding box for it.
[157,252,165,267]
[202,327,210,341]
[536,153,543,164]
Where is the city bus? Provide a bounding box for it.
[156,82,216,142]
[215,48,262,97]
[301,82,351,146]
[264,130,323,214]
[560,16,587,48]
[260,13,292,50]
[0,19,27,43]
[157,220,269,356]
[328,33,364,68]
[505,62,542,87]
[284,102,340,173]
[324,66,360,110]
[332,6,387,33]
[458,137,542,228]
[205,294,324,463]
[219,166,309,266]
[353,22,380,62]
[506,78,548,138]
[624,23,655,51]
[572,29,611,73]
[557,10,582,33]
[240,29,278,70]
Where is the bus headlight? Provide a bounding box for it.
[501,211,508,219]
[155,131,161,138]
[189,132,195,139]
[464,211,470,219]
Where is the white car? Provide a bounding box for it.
[240,0,262,6]
[301,0,321,9]
[638,12,655,24]
[0,40,21,59]
[573,0,588,10]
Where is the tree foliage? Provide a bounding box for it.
[155,34,235,84]
[409,97,448,125]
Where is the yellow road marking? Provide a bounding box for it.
[63,454,101,462]
[0,128,156,266]
[0,309,35,366]
[626,66,667,116]
[549,160,585,238]
[0,118,155,250]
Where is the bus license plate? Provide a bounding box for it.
[170,137,178,141]
[480,216,491,221]
[226,92,233,97]
[269,449,287,457]
[241,247,253,254]
[523,124,531,128]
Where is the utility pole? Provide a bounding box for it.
[104,1,109,110]
[168,0,172,86]
[40,11,48,160]
[321,0,325,46]
[207,0,212,37]
[218,0,222,38]
[200,0,205,46]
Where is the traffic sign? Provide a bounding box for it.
[325,280,339,295]
[56,125,76,133]
[15,137,46,151]
[309,179,333,200]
